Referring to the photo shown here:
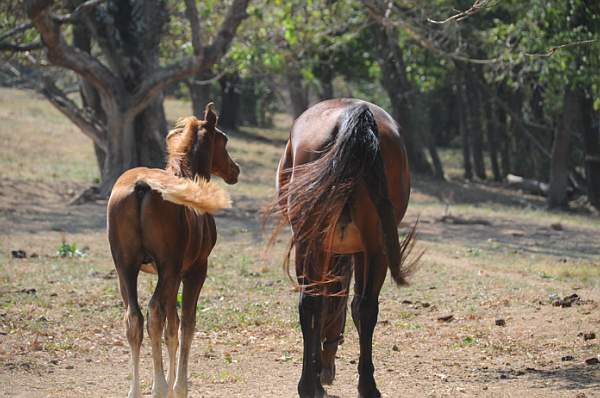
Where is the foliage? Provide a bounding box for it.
[57,241,85,258]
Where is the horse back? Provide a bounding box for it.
[286,99,411,224]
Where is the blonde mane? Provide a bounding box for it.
[166,116,208,177]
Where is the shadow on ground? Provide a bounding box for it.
[525,364,600,391]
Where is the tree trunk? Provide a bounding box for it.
[509,90,531,178]
[423,95,444,179]
[485,98,502,181]
[99,103,137,194]
[428,144,445,180]
[371,24,431,175]
[497,95,511,178]
[187,69,215,118]
[135,96,167,167]
[316,63,334,101]
[580,89,600,210]
[465,70,486,180]
[548,88,578,209]
[287,71,310,119]
[457,72,473,180]
[240,77,258,126]
[218,73,241,130]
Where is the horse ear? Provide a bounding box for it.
[204,102,218,130]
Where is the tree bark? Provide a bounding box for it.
[508,90,532,178]
[315,62,334,101]
[580,89,600,210]
[497,93,511,178]
[548,88,578,209]
[423,95,444,179]
[187,69,215,118]
[465,69,486,180]
[485,98,502,181]
[240,77,258,126]
[457,72,473,180]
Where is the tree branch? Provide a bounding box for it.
[365,1,600,65]
[40,78,108,151]
[0,41,44,52]
[25,0,122,100]
[363,1,503,65]
[188,69,227,86]
[54,0,107,23]
[184,0,202,56]
[0,22,35,42]
[203,0,250,64]
[427,0,499,24]
[127,0,250,117]
[525,39,600,57]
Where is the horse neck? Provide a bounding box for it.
[191,146,213,180]
[167,151,213,182]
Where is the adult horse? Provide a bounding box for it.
[274,99,415,398]
[107,104,239,398]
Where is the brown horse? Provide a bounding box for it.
[107,104,239,398]
[274,99,416,398]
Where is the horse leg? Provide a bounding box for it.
[173,262,207,398]
[165,278,181,395]
[117,265,143,398]
[298,292,325,398]
[296,245,326,398]
[320,255,352,385]
[351,252,386,398]
[148,269,179,398]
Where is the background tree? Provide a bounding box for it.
[1,0,249,195]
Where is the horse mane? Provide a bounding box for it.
[166,116,206,178]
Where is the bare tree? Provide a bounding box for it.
[10,0,249,195]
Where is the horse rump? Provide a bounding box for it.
[279,102,414,290]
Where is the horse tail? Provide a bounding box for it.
[135,175,231,214]
[360,127,419,286]
[350,106,416,286]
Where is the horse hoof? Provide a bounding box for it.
[128,388,142,398]
[320,366,335,385]
[299,387,327,398]
[358,390,381,398]
[152,380,169,398]
[358,387,381,398]
[172,383,188,398]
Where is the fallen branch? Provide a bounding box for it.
[506,174,548,196]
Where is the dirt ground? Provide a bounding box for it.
[1,88,599,397]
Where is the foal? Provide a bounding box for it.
[274,99,416,398]
[107,104,239,398]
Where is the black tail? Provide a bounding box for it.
[281,103,413,289]
[349,105,412,285]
